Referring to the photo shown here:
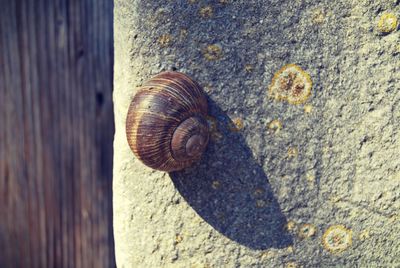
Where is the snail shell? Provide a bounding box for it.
[126,71,210,172]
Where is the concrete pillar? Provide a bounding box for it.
[114,1,400,267]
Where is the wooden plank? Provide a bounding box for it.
[0,0,115,267]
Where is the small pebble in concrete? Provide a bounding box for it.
[175,234,183,244]
[211,180,221,189]
[244,64,254,73]
[298,223,317,239]
[322,225,352,254]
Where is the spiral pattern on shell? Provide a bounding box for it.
[126,71,209,172]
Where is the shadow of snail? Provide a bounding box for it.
[126,71,292,250]
[170,99,292,250]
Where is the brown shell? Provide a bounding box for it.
[126,71,209,171]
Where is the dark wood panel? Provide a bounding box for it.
[0,0,115,267]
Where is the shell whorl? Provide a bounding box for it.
[126,71,209,172]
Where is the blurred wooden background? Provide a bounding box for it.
[0,0,115,267]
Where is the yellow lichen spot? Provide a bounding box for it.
[286,220,297,232]
[304,104,313,114]
[158,34,172,47]
[312,9,325,25]
[285,262,298,268]
[199,6,213,18]
[377,13,398,34]
[203,44,222,61]
[322,225,352,254]
[287,147,299,158]
[244,64,254,73]
[256,199,267,208]
[268,119,283,133]
[359,230,370,241]
[211,180,221,189]
[298,223,316,239]
[175,234,183,244]
[269,64,312,105]
[228,117,244,132]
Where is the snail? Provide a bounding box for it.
[126,71,210,172]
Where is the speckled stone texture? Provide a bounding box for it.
[113,1,400,267]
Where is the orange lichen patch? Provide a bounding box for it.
[203,44,222,61]
[199,6,213,18]
[322,225,352,254]
[158,34,172,47]
[377,13,398,34]
[269,64,312,105]
[298,223,316,239]
[268,119,283,133]
[211,180,221,189]
[304,104,313,114]
[228,117,244,132]
[244,64,254,73]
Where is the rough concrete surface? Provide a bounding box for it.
[113,0,400,267]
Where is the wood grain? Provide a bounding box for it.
[0,0,115,267]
